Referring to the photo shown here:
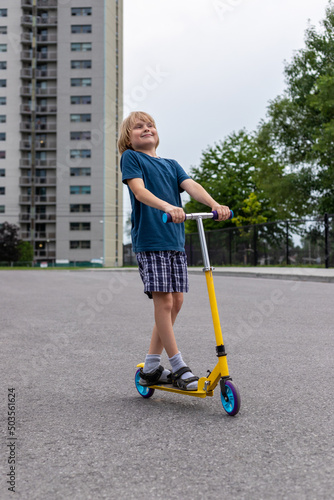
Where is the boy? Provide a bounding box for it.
[119,111,230,390]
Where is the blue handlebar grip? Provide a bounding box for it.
[212,210,234,220]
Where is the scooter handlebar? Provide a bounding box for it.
[162,210,234,223]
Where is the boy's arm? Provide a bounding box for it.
[180,178,230,221]
[127,178,185,223]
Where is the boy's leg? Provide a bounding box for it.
[148,292,184,356]
[147,291,198,390]
[140,292,177,385]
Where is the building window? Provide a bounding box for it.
[0,9,7,17]
[0,115,5,123]
[0,187,5,194]
[0,168,5,176]
[71,95,91,105]
[0,151,5,159]
[0,205,4,213]
[71,78,91,87]
[70,186,91,195]
[70,222,91,231]
[0,133,5,141]
[0,44,7,52]
[70,204,91,212]
[0,80,6,87]
[0,62,6,70]
[71,42,92,52]
[71,25,92,34]
[0,97,6,105]
[70,131,91,140]
[71,60,92,69]
[70,113,91,122]
[70,167,91,176]
[71,7,92,16]
[70,240,91,249]
[0,27,7,35]
[70,149,91,158]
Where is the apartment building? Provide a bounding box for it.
[0,0,123,266]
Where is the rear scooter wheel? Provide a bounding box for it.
[221,380,241,416]
[135,368,155,399]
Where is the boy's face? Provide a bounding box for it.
[129,119,158,153]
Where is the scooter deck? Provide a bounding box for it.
[137,364,214,398]
[144,381,214,398]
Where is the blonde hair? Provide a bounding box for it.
[117,111,159,155]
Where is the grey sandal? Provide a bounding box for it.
[171,366,199,391]
[139,365,172,386]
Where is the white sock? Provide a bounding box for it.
[143,354,170,381]
[168,352,198,390]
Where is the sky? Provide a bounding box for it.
[122,0,330,238]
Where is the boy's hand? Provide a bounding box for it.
[211,204,231,221]
[164,205,185,223]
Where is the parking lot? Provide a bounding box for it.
[1,269,333,499]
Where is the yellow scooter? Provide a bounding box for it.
[135,211,241,416]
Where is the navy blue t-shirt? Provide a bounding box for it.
[121,149,190,253]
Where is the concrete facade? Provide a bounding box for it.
[0,0,123,266]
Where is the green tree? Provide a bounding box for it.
[234,192,268,228]
[184,129,290,232]
[0,222,20,262]
[17,241,34,264]
[262,2,334,214]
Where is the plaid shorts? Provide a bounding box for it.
[136,251,189,299]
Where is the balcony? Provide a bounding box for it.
[37,0,58,8]
[21,33,57,45]
[34,250,56,259]
[37,17,57,26]
[36,52,57,61]
[21,68,57,79]
[20,86,57,96]
[19,195,57,204]
[20,51,57,62]
[36,69,57,79]
[19,176,57,186]
[36,140,56,150]
[21,33,32,44]
[22,0,58,7]
[20,231,56,240]
[37,87,57,96]
[21,16,33,26]
[36,104,57,114]
[21,16,57,26]
[20,140,57,150]
[20,68,32,78]
[19,213,56,222]
[37,34,57,44]
[19,158,57,168]
[20,121,57,132]
[20,104,32,114]
[21,50,32,61]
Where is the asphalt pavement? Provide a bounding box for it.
[1,269,333,499]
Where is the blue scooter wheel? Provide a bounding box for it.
[135,368,155,398]
[221,380,241,416]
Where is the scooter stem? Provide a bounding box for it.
[197,218,229,377]
[196,217,211,271]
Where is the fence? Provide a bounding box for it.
[123,213,334,268]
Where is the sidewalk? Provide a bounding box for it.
[92,266,334,283]
[187,266,334,283]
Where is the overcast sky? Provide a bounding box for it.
[122,0,330,235]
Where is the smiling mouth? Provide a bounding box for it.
[141,134,153,138]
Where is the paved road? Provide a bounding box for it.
[1,270,333,500]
